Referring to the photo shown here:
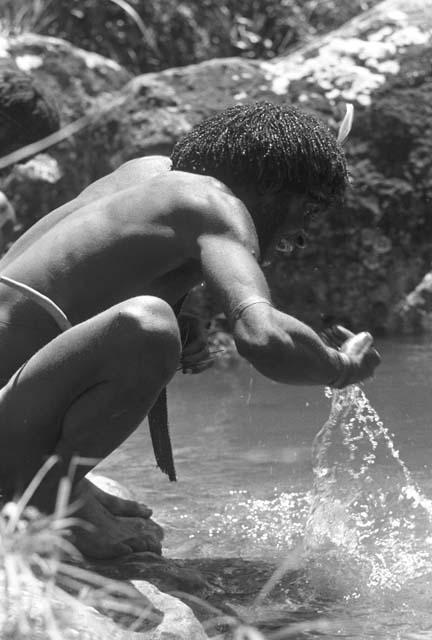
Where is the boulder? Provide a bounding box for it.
[0,33,132,230]
[394,271,432,333]
[1,1,432,333]
[0,573,163,639]
[1,33,132,121]
[0,559,211,640]
[85,0,432,334]
[77,475,308,637]
[0,56,59,156]
[84,553,308,638]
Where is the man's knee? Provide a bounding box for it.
[109,296,181,376]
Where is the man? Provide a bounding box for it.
[0,102,380,558]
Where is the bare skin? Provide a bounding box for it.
[0,156,380,558]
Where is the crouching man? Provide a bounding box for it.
[0,102,380,558]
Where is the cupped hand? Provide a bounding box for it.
[323,325,381,387]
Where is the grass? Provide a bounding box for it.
[0,458,161,639]
[0,0,381,74]
[0,0,145,38]
[0,457,333,639]
[0,0,57,37]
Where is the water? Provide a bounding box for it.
[98,338,432,639]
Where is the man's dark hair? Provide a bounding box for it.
[170,101,349,207]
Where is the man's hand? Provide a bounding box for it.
[322,325,381,388]
[178,312,213,374]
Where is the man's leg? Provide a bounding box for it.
[0,296,181,558]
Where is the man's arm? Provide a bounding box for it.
[198,228,379,387]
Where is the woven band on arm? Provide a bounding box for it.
[230,296,273,324]
[330,351,354,388]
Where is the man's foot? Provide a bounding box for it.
[85,476,153,519]
[67,478,164,559]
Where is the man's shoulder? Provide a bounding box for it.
[171,174,249,223]
[167,174,258,251]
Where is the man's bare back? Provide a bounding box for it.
[0,156,256,381]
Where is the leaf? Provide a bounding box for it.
[107,0,154,46]
[337,103,354,146]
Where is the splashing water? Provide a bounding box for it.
[302,383,432,601]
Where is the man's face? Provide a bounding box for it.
[259,190,309,262]
[260,189,330,264]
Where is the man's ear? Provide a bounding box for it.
[337,103,354,146]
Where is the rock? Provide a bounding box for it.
[76,476,308,637]
[257,0,432,334]
[0,518,208,640]
[0,478,305,639]
[2,1,432,332]
[83,0,432,335]
[1,153,64,235]
[84,474,212,598]
[83,553,303,637]
[78,475,210,636]
[393,270,432,332]
[131,581,208,640]
[1,551,214,640]
[0,57,59,155]
[0,559,164,639]
[83,551,212,598]
[2,33,132,121]
[0,33,132,232]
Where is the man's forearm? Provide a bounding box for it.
[234,307,344,386]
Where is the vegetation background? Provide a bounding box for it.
[3,0,378,73]
[1,0,430,337]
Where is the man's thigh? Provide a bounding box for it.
[0,311,114,487]
[0,296,179,492]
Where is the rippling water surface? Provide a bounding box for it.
[99,338,432,639]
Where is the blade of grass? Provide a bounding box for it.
[6,455,59,533]
[108,0,156,48]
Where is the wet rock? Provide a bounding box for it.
[86,552,211,597]
[0,568,164,639]
[83,553,304,637]
[132,582,208,640]
[0,531,208,639]
[77,476,304,636]
[0,472,303,639]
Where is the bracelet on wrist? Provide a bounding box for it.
[330,351,353,389]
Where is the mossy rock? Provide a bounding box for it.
[2,0,432,333]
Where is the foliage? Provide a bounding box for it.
[0,0,57,37]
[1,0,379,74]
[0,461,162,638]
